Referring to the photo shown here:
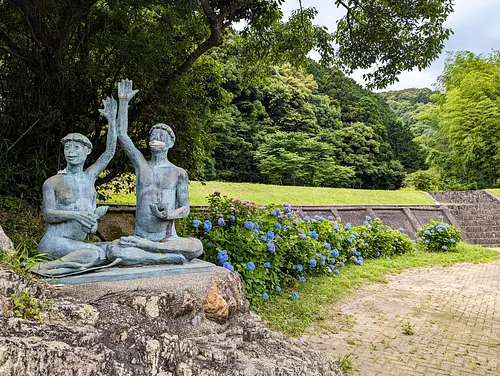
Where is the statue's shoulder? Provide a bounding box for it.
[43,174,63,188]
[175,166,188,179]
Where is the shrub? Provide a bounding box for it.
[403,169,443,191]
[417,217,462,252]
[179,193,414,305]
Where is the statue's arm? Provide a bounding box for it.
[171,169,190,219]
[87,97,118,179]
[117,79,146,171]
[42,179,98,230]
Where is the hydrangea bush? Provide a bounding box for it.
[178,193,414,305]
[417,217,462,252]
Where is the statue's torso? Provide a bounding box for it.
[46,172,96,240]
[135,164,181,240]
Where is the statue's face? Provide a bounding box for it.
[64,140,90,166]
[149,128,173,152]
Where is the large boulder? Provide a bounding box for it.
[0,225,13,255]
[0,266,342,376]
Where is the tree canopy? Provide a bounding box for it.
[0,0,455,198]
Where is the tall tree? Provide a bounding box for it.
[0,0,455,198]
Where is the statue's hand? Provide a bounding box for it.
[98,97,117,123]
[73,212,99,232]
[118,79,139,102]
[119,236,152,250]
[150,203,170,220]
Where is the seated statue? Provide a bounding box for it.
[33,98,118,276]
[107,79,203,265]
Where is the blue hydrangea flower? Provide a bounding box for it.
[333,269,340,275]
[244,221,254,230]
[284,206,291,213]
[275,286,282,292]
[438,215,444,219]
[450,238,456,243]
[323,243,331,251]
[292,292,299,299]
[262,293,269,301]
[424,230,431,235]
[203,220,212,232]
[334,224,339,231]
[425,240,429,244]
[296,264,303,272]
[274,223,282,230]
[217,250,229,264]
[253,222,259,229]
[253,229,259,235]
[309,259,317,268]
[217,217,225,226]
[320,255,326,265]
[230,215,235,222]
[399,227,405,233]
[270,210,277,217]
[298,233,306,239]
[222,262,234,272]
[364,243,369,247]
[438,228,443,233]
[267,231,275,240]
[192,219,201,228]
[366,216,372,221]
[308,231,319,239]
[260,236,267,241]
[356,251,361,257]
[331,249,339,257]
[267,243,276,253]
[264,262,271,268]
[347,238,353,243]
[442,245,447,250]
[247,262,255,271]
[338,261,345,267]
[346,223,352,230]
[299,276,306,283]
[304,215,311,222]
[376,252,381,257]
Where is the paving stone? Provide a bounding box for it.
[302,258,500,375]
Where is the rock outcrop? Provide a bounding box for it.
[0,266,342,376]
[0,225,13,255]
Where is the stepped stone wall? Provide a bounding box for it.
[428,190,500,246]
[98,204,454,241]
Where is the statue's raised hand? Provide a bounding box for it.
[118,79,138,102]
[98,97,117,123]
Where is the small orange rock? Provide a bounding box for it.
[204,280,229,324]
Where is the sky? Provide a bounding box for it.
[281,0,500,91]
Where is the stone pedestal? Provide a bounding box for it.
[0,266,342,376]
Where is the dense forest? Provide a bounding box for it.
[206,60,424,189]
[0,0,456,199]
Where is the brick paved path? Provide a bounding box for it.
[301,260,500,376]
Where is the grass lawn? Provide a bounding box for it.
[100,180,433,206]
[255,243,500,337]
[488,189,500,198]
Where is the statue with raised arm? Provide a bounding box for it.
[107,79,203,265]
[33,97,119,276]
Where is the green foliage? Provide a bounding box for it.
[255,131,356,187]
[0,196,44,255]
[402,321,414,336]
[178,193,413,305]
[417,52,500,188]
[417,219,462,252]
[337,353,358,373]
[404,169,443,191]
[9,289,52,322]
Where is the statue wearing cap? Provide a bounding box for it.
[106,79,203,265]
[33,98,118,276]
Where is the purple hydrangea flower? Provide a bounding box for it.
[267,243,276,253]
[217,217,225,226]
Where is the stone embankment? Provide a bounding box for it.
[428,190,500,246]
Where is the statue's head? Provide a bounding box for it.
[149,123,175,153]
[61,133,92,166]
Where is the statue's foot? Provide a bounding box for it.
[31,248,103,276]
[107,242,187,266]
